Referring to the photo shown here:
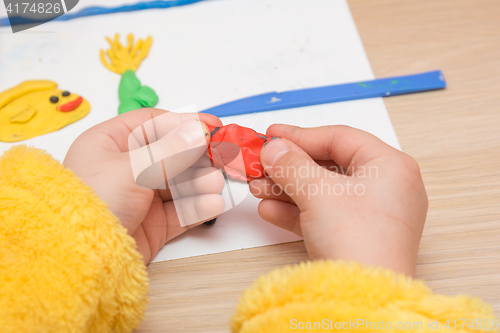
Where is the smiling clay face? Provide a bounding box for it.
[0,80,90,142]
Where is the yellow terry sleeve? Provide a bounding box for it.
[232,260,499,333]
[0,146,148,333]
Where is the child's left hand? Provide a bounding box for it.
[64,109,225,264]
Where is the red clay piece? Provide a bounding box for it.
[57,96,83,112]
[207,124,272,181]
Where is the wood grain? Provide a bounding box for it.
[138,1,500,331]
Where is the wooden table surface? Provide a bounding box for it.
[138,0,500,331]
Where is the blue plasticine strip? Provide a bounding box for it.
[201,70,447,118]
[0,0,206,27]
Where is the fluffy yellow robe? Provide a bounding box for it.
[0,146,148,332]
[232,261,499,332]
[0,146,498,332]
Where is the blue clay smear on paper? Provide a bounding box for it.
[0,0,207,27]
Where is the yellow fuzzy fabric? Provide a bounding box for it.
[232,261,499,333]
[0,146,148,333]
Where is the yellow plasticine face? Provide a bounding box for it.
[0,80,90,142]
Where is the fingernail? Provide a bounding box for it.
[262,138,290,166]
[175,120,207,146]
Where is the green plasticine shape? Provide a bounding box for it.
[100,35,159,115]
[118,70,159,115]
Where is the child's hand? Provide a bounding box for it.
[64,109,225,264]
[250,124,428,276]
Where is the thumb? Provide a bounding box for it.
[130,119,210,189]
[261,137,324,209]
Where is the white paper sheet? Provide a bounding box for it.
[0,0,400,262]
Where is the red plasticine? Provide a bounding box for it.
[57,96,83,112]
[207,124,272,181]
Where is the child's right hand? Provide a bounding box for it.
[250,124,428,276]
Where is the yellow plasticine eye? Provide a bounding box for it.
[0,80,90,142]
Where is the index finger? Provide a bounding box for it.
[266,124,399,170]
[86,108,223,152]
